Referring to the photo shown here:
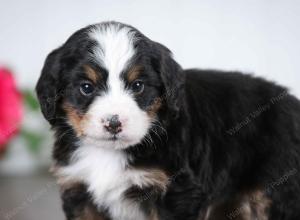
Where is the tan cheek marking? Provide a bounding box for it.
[127,65,143,83]
[147,98,162,118]
[84,65,100,83]
[63,103,89,137]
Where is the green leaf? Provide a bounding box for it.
[22,89,40,111]
[20,129,43,154]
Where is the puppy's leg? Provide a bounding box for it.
[61,184,109,220]
[201,190,271,220]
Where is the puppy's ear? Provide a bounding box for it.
[152,42,184,117]
[36,48,62,124]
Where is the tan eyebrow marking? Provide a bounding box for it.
[84,65,100,83]
[127,65,144,83]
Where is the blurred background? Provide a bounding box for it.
[0,0,299,219]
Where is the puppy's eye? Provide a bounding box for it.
[131,80,144,95]
[80,82,94,96]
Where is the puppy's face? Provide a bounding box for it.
[36,22,183,150]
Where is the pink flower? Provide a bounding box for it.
[0,67,23,150]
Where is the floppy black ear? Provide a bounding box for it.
[36,48,62,124]
[152,42,185,117]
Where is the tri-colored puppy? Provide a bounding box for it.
[36,21,300,220]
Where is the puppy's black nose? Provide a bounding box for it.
[104,114,122,134]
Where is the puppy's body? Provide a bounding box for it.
[36,22,300,220]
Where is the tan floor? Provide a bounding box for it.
[0,175,64,220]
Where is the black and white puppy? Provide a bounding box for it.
[36,21,300,220]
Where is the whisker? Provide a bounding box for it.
[150,127,163,144]
[147,132,157,150]
[151,120,168,141]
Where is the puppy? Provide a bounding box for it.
[36,21,300,220]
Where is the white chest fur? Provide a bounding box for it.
[57,145,165,220]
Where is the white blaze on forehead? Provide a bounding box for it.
[89,24,136,93]
[84,24,151,149]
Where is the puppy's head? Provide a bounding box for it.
[36,22,183,150]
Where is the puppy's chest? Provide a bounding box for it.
[57,147,168,220]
